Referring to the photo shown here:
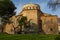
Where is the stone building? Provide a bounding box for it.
[58,18,60,34]
[58,24,60,34]
[4,3,58,34]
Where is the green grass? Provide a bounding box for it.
[0,34,60,40]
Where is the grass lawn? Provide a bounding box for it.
[0,34,60,40]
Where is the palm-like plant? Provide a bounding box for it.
[17,15,27,34]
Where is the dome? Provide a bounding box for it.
[22,4,40,10]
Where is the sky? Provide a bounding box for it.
[11,0,60,17]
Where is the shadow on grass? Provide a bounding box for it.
[55,35,60,40]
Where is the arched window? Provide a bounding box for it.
[33,6,35,9]
[50,28,53,31]
[28,7,31,9]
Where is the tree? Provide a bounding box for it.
[0,0,16,32]
[17,15,27,34]
[48,0,60,10]
[17,15,36,34]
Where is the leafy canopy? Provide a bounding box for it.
[0,0,16,17]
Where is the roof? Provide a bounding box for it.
[44,13,57,17]
[22,3,40,10]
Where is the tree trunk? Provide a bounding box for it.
[21,25,25,34]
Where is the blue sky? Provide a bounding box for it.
[11,0,60,17]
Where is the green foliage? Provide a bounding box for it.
[18,16,27,26]
[0,0,16,23]
[0,0,16,17]
[0,0,16,32]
